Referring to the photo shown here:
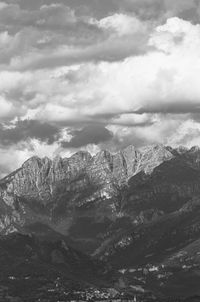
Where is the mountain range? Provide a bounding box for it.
[1,144,200,301]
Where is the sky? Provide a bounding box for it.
[1,0,200,176]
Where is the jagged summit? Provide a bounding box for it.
[189,145,200,152]
[175,145,189,154]
[2,142,200,300]
[3,143,196,180]
[0,143,200,253]
[0,143,174,180]
[0,143,173,238]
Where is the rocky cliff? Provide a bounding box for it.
[0,145,174,238]
[1,143,200,254]
[1,144,200,299]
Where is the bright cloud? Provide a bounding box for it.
[94,13,148,36]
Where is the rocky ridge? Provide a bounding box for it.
[0,144,200,250]
[0,145,174,237]
[1,144,200,300]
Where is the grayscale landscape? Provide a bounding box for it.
[1,0,200,301]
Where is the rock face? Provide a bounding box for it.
[87,147,200,299]
[2,144,200,299]
[0,145,174,239]
[1,143,200,255]
[0,144,173,201]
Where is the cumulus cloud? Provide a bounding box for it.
[94,13,147,36]
[7,14,151,71]
[1,1,200,175]
[2,17,200,124]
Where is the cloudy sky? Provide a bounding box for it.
[1,0,200,176]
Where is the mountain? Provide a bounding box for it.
[93,149,200,299]
[2,144,200,300]
[0,144,174,253]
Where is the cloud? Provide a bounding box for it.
[7,13,151,71]
[0,2,37,30]
[0,139,62,178]
[0,147,27,178]
[0,2,156,70]
[2,17,200,126]
[0,2,107,68]
[0,96,15,120]
[0,120,60,146]
[94,13,147,36]
[114,0,199,23]
[38,3,77,28]
[61,125,113,148]
[165,119,200,148]
[25,0,198,21]
[1,0,200,173]
[5,1,197,72]
[1,17,200,126]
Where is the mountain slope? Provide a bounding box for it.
[0,232,119,301]
[0,144,174,253]
[1,144,200,300]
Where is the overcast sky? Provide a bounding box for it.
[1,0,200,176]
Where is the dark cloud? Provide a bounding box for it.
[46,0,199,22]
[16,41,148,71]
[2,0,199,30]
[13,0,198,21]
[0,120,60,146]
[2,1,148,69]
[0,2,103,36]
[0,3,37,32]
[61,124,113,148]
[14,0,118,17]
[136,102,200,115]
[115,0,198,21]
[5,0,198,71]
[100,134,147,152]
[1,0,197,72]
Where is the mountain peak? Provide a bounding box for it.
[138,143,166,153]
[136,143,174,174]
[95,150,112,160]
[174,145,189,155]
[189,145,200,153]
[22,155,42,167]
